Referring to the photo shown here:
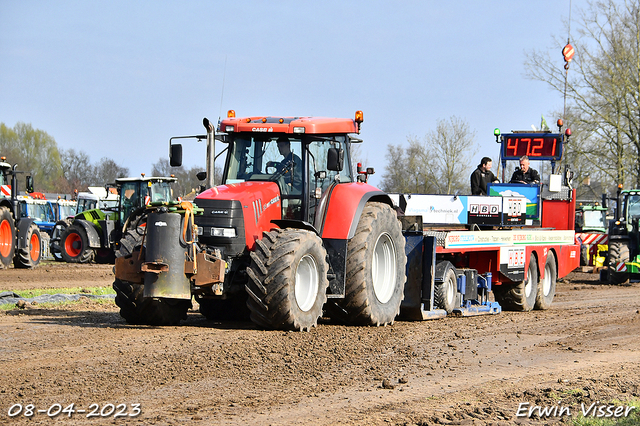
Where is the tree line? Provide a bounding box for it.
[0,122,207,198]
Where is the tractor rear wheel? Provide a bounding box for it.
[0,206,15,268]
[330,202,406,326]
[494,253,538,312]
[245,228,329,331]
[50,219,72,262]
[607,240,630,284]
[113,228,191,326]
[13,223,41,269]
[60,223,94,263]
[535,251,556,310]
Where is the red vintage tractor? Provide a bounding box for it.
[113,111,407,330]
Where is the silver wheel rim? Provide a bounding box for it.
[525,263,534,298]
[542,263,552,297]
[295,254,319,312]
[372,232,396,304]
[446,274,456,307]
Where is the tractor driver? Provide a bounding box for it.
[267,137,302,194]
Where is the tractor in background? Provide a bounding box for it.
[58,175,177,264]
[50,187,118,262]
[575,201,608,268]
[0,156,42,268]
[602,186,640,284]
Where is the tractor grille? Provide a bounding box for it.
[194,199,246,258]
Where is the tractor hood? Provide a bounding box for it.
[194,181,282,250]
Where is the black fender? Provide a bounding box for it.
[73,219,102,249]
[16,218,35,250]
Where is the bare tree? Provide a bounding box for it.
[92,157,129,186]
[59,148,93,193]
[526,0,640,190]
[381,116,477,194]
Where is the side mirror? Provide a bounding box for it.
[170,144,183,167]
[26,176,34,193]
[196,171,207,181]
[327,148,344,172]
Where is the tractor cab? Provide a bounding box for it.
[222,132,353,222]
[114,176,177,226]
[575,203,608,233]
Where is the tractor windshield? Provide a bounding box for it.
[149,181,173,203]
[58,204,76,220]
[582,209,607,230]
[626,194,640,221]
[225,135,303,195]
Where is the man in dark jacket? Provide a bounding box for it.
[470,157,499,195]
[510,155,540,184]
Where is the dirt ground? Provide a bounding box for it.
[0,264,639,425]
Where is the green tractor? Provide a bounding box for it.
[575,202,608,266]
[59,175,177,264]
[602,187,640,284]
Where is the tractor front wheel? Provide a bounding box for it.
[607,241,630,285]
[0,206,15,268]
[329,202,406,326]
[245,228,329,331]
[60,223,94,263]
[13,223,41,269]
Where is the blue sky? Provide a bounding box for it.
[1,0,580,188]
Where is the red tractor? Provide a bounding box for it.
[113,111,407,330]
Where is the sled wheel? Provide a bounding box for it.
[535,251,556,310]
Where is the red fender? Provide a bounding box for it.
[319,182,393,240]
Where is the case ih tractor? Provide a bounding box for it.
[0,157,42,268]
[59,176,176,264]
[113,111,407,330]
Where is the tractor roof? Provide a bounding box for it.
[115,176,177,184]
[219,111,363,135]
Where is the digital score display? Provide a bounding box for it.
[500,133,563,161]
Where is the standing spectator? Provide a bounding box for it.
[470,157,499,195]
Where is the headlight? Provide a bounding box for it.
[211,227,237,238]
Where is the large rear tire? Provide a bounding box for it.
[0,206,15,268]
[13,223,41,269]
[607,240,630,284]
[245,228,329,331]
[494,253,538,312]
[330,202,406,326]
[60,223,94,263]
[113,227,191,326]
[535,251,556,310]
